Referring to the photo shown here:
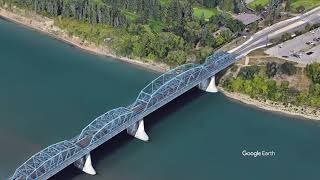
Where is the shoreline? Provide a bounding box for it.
[0,7,168,73]
[219,87,320,121]
[1,7,319,121]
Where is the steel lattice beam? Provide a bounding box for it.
[9,52,237,180]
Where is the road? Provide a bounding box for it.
[230,6,320,58]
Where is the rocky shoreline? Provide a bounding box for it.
[219,87,320,121]
[0,7,168,73]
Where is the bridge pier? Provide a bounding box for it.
[198,76,218,93]
[74,153,96,175]
[127,120,149,142]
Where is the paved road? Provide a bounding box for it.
[266,27,320,64]
[230,6,320,58]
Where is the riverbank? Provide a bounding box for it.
[219,87,320,121]
[0,7,168,73]
[2,6,319,122]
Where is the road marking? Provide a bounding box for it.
[228,37,254,53]
[269,20,306,37]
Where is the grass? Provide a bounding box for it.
[248,0,269,9]
[193,7,219,21]
[290,0,320,12]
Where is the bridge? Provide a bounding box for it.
[9,51,237,180]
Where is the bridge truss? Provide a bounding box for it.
[9,51,236,180]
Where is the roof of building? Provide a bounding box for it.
[234,13,261,25]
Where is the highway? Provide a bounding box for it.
[230,6,320,58]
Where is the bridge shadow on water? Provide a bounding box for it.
[52,87,206,180]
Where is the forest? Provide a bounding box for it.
[0,0,246,66]
[223,62,320,108]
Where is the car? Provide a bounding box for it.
[292,53,301,58]
[306,41,315,45]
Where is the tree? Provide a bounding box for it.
[280,62,296,75]
[184,21,202,46]
[255,4,264,13]
[267,80,278,100]
[113,34,133,56]
[214,35,225,47]
[231,77,244,92]
[285,0,291,11]
[226,19,245,33]
[244,80,253,94]
[266,62,278,78]
[233,0,241,14]
[306,63,320,84]
[209,13,226,27]
[296,5,305,13]
[199,12,206,26]
[280,32,291,42]
[239,65,260,80]
[166,50,187,66]
[280,81,289,102]
[297,91,308,105]
[310,84,320,96]
[221,29,234,43]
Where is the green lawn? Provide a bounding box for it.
[248,0,269,9]
[193,7,219,20]
[290,0,320,11]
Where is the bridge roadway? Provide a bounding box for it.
[9,51,237,180]
[9,7,320,178]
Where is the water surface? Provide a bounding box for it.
[1,18,320,180]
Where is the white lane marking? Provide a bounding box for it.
[228,37,254,53]
[269,20,306,37]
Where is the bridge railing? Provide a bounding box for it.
[8,51,237,180]
[10,140,83,180]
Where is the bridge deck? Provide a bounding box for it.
[9,52,237,180]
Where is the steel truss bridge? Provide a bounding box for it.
[9,52,237,180]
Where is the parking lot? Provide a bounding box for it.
[265,28,320,64]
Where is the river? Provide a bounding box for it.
[1,18,320,180]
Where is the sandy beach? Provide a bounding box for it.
[0,7,168,73]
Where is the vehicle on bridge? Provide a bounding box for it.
[8,51,237,180]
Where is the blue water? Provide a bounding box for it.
[1,18,320,180]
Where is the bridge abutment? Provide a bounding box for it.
[74,153,96,175]
[198,76,218,93]
[127,120,149,142]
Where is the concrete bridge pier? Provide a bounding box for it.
[74,153,96,175]
[198,76,218,93]
[127,120,149,142]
